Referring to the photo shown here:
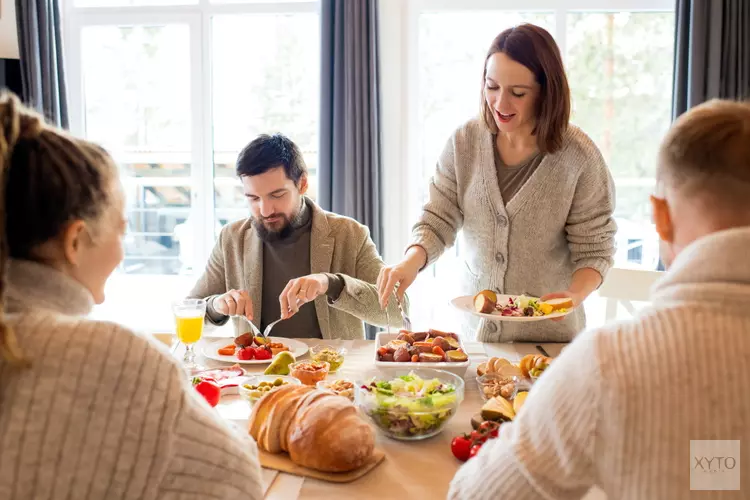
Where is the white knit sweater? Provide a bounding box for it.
[0,260,263,500]
[449,227,750,500]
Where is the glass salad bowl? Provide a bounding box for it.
[355,367,464,441]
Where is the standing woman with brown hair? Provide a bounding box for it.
[378,24,617,342]
[0,93,263,500]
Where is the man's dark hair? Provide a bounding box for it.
[235,133,307,184]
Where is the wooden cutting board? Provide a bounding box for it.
[259,448,386,483]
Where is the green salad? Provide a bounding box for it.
[361,372,457,438]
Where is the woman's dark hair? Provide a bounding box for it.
[235,133,307,184]
[480,23,571,153]
[0,91,116,366]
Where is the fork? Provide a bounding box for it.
[236,316,266,343]
[262,298,304,338]
[393,293,412,331]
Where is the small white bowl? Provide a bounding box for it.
[237,375,301,406]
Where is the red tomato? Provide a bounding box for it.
[237,347,256,360]
[192,377,221,407]
[450,435,472,462]
[478,420,500,438]
[254,348,272,361]
[469,443,483,459]
[469,430,486,443]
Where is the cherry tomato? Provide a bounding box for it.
[470,430,486,443]
[254,348,272,361]
[478,420,500,438]
[237,347,256,360]
[192,377,221,407]
[469,443,483,459]
[450,435,472,462]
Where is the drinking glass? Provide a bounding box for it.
[172,298,206,372]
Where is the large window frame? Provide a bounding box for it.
[63,0,320,277]
[63,0,320,330]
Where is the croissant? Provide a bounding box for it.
[248,385,375,473]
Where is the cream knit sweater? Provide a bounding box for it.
[411,119,617,342]
[448,227,750,499]
[0,260,263,500]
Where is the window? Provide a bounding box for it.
[65,1,320,329]
[384,0,675,333]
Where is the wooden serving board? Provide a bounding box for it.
[259,448,386,483]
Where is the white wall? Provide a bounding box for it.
[0,0,20,59]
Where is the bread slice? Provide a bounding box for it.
[542,297,574,311]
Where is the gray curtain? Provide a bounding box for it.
[672,0,750,119]
[14,0,68,128]
[319,0,382,340]
[319,0,382,250]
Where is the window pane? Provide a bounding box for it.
[210,0,313,4]
[567,12,675,270]
[76,0,196,8]
[81,25,193,276]
[211,14,320,228]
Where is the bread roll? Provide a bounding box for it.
[248,386,375,473]
[287,395,375,472]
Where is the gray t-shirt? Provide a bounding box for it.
[493,146,545,204]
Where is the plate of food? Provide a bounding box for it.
[374,329,470,377]
[451,290,574,322]
[202,334,309,365]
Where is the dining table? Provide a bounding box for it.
[166,332,606,500]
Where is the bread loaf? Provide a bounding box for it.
[287,395,375,472]
[248,385,375,472]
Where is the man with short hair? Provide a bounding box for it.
[449,99,750,499]
[189,133,403,339]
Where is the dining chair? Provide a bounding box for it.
[598,268,663,321]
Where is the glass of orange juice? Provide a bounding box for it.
[172,298,206,372]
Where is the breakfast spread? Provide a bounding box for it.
[243,378,291,398]
[264,351,297,376]
[289,361,330,386]
[358,372,460,439]
[192,365,247,402]
[450,420,501,462]
[376,329,469,363]
[248,385,375,472]
[239,375,301,406]
[318,379,355,401]
[192,377,221,407]
[473,289,573,317]
[217,334,290,361]
[310,346,345,372]
[519,354,551,378]
[476,373,517,400]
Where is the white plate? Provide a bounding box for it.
[202,337,309,365]
[450,295,572,322]
[373,332,470,377]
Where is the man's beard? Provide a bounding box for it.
[252,201,306,243]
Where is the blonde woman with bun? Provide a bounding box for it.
[0,92,263,500]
